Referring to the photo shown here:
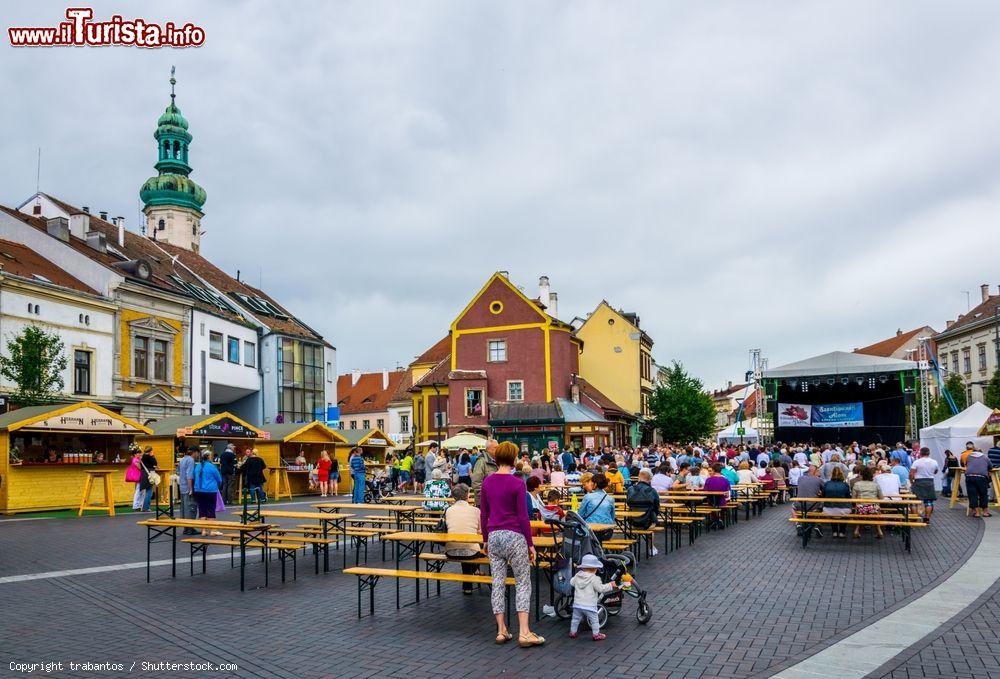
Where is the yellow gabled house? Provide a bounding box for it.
[575,301,655,445]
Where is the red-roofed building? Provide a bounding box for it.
[854,326,937,361]
[337,369,406,436]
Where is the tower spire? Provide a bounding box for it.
[170,65,176,104]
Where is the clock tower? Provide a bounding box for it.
[139,68,207,252]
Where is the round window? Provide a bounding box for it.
[489,301,504,315]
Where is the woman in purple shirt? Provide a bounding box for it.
[480,441,545,648]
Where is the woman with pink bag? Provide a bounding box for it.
[125,446,143,510]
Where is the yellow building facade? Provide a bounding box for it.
[576,301,655,424]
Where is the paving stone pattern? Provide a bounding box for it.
[874,577,1000,679]
[0,502,984,678]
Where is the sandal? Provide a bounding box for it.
[518,632,545,647]
[495,631,512,645]
[984,513,993,518]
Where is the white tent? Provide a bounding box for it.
[717,422,760,444]
[919,401,994,489]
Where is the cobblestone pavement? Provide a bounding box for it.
[0,501,988,679]
[873,569,1000,679]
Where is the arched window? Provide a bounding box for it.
[173,140,180,159]
[192,223,197,236]
[158,219,165,231]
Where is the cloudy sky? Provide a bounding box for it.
[4,1,1000,389]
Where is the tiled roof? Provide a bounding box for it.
[414,335,451,365]
[940,296,1000,336]
[712,383,748,398]
[854,327,931,358]
[449,370,487,379]
[154,241,322,342]
[337,370,406,415]
[0,239,97,295]
[576,378,635,419]
[410,356,451,390]
[489,401,561,424]
[388,369,414,403]
[15,195,324,342]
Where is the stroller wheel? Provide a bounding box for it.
[555,595,572,620]
[597,605,609,628]
[636,597,652,625]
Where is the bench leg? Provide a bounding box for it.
[356,574,380,618]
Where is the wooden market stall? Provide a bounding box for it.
[0,401,152,514]
[335,428,396,494]
[135,412,268,498]
[255,421,348,498]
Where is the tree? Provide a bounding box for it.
[984,369,1000,410]
[0,326,67,406]
[929,373,969,424]
[647,360,717,443]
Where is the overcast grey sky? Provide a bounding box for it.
[4,1,1000,388]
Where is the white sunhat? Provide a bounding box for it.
[578,554,603,570]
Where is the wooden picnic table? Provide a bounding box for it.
[381,531,558,615]
[790,497,926,550]
[382,495,455,505]
[313,502,419,530]
[253,510,355,571]
[137,518,273,591]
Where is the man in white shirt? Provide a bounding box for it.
[909,447,941,521]
[874,463,901,499]
[651,465,673,493]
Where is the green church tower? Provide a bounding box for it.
[140,67,207,252]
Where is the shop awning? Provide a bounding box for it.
[0,401,151,434]
[489,402,562,426]
[266,420,348,444]
[556,398,609,424]
[141,412,266,439]
[339,428,394,447]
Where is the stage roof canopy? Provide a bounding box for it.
[764,351,917,379]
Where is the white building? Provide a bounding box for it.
[0,238,115,404]
[935,283,1000,404]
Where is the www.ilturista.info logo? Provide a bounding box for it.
[8,8,205,48]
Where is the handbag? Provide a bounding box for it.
[141,462,161,487]
[215,491,226,513]
[125,461,141,483]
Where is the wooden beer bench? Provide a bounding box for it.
[343,566,514,619]
[790,497,926,551]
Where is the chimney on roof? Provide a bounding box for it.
[45,216,69,242]
[982,283,990,303]
[85,230,107,254]
[351,369,361,386]
[946,319,955,329]
[81,206,90,214]
[68,212,90,240]
[382,368,390,390]
[538,276,558,318]
[99,210,107,221]
[896,329,902,336]
[112,216,125,247]
[727,380,733,389]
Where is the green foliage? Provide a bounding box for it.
[984,370,1000,410]
[929,373,969,424]
[0,326,67,406]
[647,361,717,443]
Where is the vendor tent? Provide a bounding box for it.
[919,401,994,489]
[440,432,488,450]
[717,422,760,444]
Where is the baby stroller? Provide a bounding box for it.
[364,469,392,503]
[549,511,652,625]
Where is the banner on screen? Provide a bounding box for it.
[811,402,864,428]
[778,403,812,427]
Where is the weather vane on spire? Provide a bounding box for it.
[170,65,176,103]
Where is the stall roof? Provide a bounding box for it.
[266,421,348,444]
[764,351,917,379]
[556,398,610,424]
[141,412,265,439]
[338,428,394,446]
[0,401,151,434]
[489,401,562,425]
